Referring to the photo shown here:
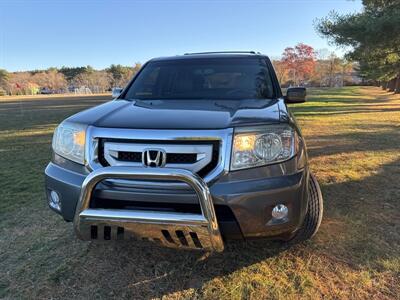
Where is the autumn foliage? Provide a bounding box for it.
[281,43,316,86]
[273,43,358,87]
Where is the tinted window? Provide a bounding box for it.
[124,58,275,100]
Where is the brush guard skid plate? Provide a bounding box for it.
[73,166,224,252]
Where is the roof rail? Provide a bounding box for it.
[184,51,259,55]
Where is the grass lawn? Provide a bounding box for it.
[0,87,399,299]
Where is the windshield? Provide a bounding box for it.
[123,57,276,100]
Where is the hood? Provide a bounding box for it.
[67,98,283,129]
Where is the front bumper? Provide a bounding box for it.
[45,158,309,251]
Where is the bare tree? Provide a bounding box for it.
[74,70,110,93]
[33,69,67,91]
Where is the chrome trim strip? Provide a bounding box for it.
[74,166,224,252]
[80,209,208,226]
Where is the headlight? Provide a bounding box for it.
[231,125,296,170]
[52,122,87,164]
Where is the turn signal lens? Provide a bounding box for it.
[233,134,256,151]
[73,130,86,147]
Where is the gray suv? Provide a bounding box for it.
[45,52,323,252]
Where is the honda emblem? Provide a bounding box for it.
[142,149,166,167]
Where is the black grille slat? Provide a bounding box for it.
[117,151,197,164]
[118,151,142,162]
[167,153,197,164]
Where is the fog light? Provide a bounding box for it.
[49,190,61,211]
[272,204,288,220]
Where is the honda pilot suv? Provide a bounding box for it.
[45,52,323,252]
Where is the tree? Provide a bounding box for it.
[272,60,289,85]
[0,69,9,94]
[107,64,126,87]
[326,53,343,87]
[312,49,331,87]
[1,63,143,95]
[281,43,316,86]
[310,52,355,87]
[32,69,67,91]
[8,72,35,95]
[316,0,400,92]
[59,66,89,82]
[73,70,109,93]
[106,63,141,88]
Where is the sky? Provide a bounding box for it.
[0,0,363,72]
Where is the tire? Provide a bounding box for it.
[290,172,323,243]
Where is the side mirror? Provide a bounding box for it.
[112,87,123,98]
[284,87,306,104]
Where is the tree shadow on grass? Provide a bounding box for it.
[306,126,400,158]
[315,157,400,268]
[293,106,400,117]
[290,90,400,116]
[305,86,397,106]
[309,87,364,96]
[64,233,292,299]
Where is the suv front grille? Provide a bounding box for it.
[98,139,220,178]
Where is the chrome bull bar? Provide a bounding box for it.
[73,166,224,252]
